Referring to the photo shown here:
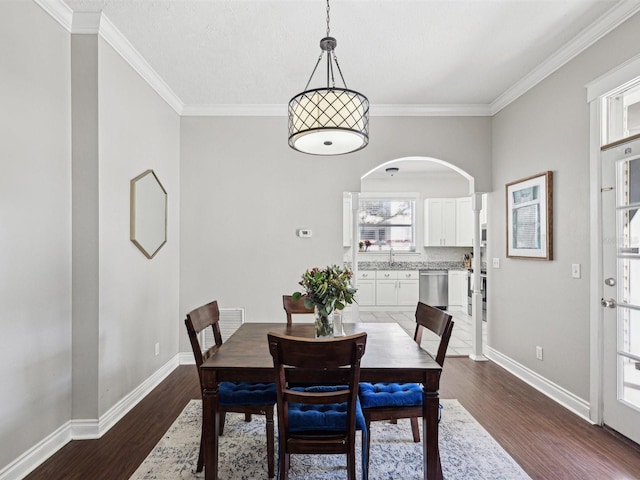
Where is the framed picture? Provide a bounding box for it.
[506,171,553,260]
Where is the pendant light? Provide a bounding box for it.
[288,0,369,156]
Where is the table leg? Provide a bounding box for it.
[203,384,220,480]
[423,388,443,480]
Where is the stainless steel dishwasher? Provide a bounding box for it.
[419,270,448,309]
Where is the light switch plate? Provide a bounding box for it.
[492,258,500,269]
[572,264,581,279]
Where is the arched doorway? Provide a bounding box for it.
[349,156,486,361]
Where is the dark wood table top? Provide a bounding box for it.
[199,321,444,480]
[201,322,441,385]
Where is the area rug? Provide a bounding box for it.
[130,399,530,480]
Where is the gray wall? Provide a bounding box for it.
[0,1,72,468]
[490,12,640,400]
[179,115,491,351]
[97,37,181,416]
[0,4,181,473]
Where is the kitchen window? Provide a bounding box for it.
[358,196,416,251]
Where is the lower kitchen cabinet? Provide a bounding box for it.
[448,269,468,307]
[356,271,376,305]
[374,271,419,306]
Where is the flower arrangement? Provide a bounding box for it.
[292,265,357,337]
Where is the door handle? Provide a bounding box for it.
[601,298,617,308]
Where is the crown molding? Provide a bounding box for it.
[34,0,73,32]
[490,0,640,115]
[35,0,640,118]
[181,103,492,117]
[98,15,184,115]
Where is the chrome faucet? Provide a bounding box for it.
[389,247,395,266]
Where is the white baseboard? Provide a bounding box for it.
[179,352,195,365]
[94,354,179,438]
[0,420,72,480]
[0,354,180,480]
[485,346,593,423]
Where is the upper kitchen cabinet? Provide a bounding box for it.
[424,198,456,246]
[456,197,473,247]
[343,192,352,247]
[480,193,488,226]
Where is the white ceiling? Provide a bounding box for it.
[62,0,631,110]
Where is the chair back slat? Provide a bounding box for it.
[268,331,367,433]
[282,295,314,326]
[413,302,454,366]
[185,300,224,374]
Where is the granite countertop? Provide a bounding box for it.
[354,261,466,271]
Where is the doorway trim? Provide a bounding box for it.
[586,53,640,425]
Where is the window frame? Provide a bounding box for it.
[357,192,419,252]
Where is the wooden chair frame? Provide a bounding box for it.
[185,300,275,478]
[361,302,453,470]
[282,295,314,326]
[267,332,367,480]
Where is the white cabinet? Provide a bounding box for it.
[374,271,419,306]
[343,192,352,247]
[424,198,456,246]
[397,271,420,306]
[356,271,376,305]
[448,270,468,307]
[480,193,488,226]
[456,197,473,247]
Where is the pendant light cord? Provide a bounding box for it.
[302,0,349,91]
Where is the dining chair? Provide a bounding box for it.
[358,301,453,471]
[282,294,314,326]
[185,300,276,478]
[267,331,368,480]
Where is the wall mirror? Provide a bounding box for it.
[130,169,167,259]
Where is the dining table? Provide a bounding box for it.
[199,321,443,480]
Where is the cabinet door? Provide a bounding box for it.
[397,279,419,306]
[442,199,457,245]
[357,280,376,305]
[447,270,467,307]
[376,280,398,305]
[425,199,457,246]
[455,197,473,246]
[424,199,443,246]
[480,193,488,226]
[343,192,352,247]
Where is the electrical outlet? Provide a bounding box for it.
[492,258,500,269]
[536,346,543,361]
[155,342,160,356]
[571,264,581,279]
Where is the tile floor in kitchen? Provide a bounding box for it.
[347,307,486,357]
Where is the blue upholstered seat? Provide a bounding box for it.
[285,385,368,478]
[358,382,423,409]
[359,382,443,423]
[219,381,277,406]
[288,385,367,433]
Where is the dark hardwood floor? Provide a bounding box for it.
[24,359,640,480]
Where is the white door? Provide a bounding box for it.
[601,137,640,444]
